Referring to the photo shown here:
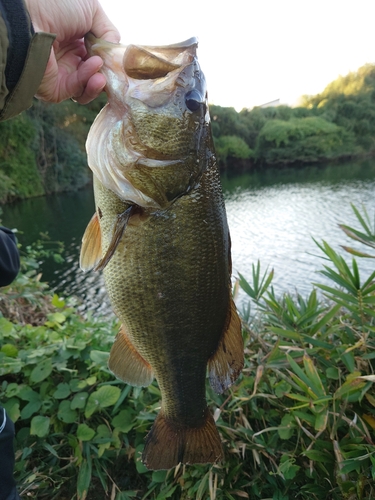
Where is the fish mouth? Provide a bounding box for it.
[85,33,198,63]
[85,35,207,208]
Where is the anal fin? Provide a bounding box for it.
[108,325,154,387]
[208,298,243,394]
[80,212,102,272]
[142,408,223,470]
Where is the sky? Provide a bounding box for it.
[100,0,375,111]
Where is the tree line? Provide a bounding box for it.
[1,63,375,203]
[212,63,375,169]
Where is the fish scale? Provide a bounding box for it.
[129,108,192,157]
[80,34,244,470]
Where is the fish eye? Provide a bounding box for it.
[185,90,202,112]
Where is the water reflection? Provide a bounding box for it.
[2,159,375,315]
[224,173,375,308]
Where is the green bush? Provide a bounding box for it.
[214,135,254,168]
[0,115,44,202]
[255,117,356,165]
[1,205,375,499]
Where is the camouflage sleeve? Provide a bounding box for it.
[0,0,55,122]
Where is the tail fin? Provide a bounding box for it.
[142,409,223,470]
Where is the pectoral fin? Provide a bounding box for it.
[95,205,136,272]
[208,298,243,394]
[80,213,102,272]
[108,325,154,387]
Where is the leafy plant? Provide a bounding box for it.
[214,135,254,168]
[2,205,375,499]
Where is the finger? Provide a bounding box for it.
[75,73,106,104]
[66,56,103,100]
[91,2,121,43]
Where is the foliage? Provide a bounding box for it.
[27,99,93,194]
[1,204,375,499]
[211,63,375,169]
[255,117,356,165]
[302,64,375,153]
[0,236,64,325]
[0,95,107,204]
[214,135,254,168]
[0,114,44,203]
[303,64,375,104]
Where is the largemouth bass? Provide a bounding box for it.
[80,34,243,470]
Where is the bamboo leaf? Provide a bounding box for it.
[362,273,375,292]
[363,414,375,430]
[286,354,322,398]
[351,258,360,288]
[77,459,92,500]
[341,246,375,258]
[285,393,311,402]
[335,378,366,399]
[351,203,374,236]
[303,354,325,397]
[238,272,255,299]
[269,327,301,340]
[314,410,328,432]
[309,304,341,335]
[340,225,375,246]
[301,335,334,349]
[314,284,359,304]
[319,266,358,294]
[303,450,334,463]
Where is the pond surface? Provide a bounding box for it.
[2,159,375,315]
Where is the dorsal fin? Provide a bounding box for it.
[108,325,154,386]
[208,298,243,394]
[80,213,102,272]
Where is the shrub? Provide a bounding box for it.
[214,135,254,168]
[255,117,356,164]
[0,115,44,202]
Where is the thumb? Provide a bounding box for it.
[91,2,121,43]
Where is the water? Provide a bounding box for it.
[2,159,375,315]
[222,161,375,307]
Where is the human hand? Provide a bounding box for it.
[25,0,120,104]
